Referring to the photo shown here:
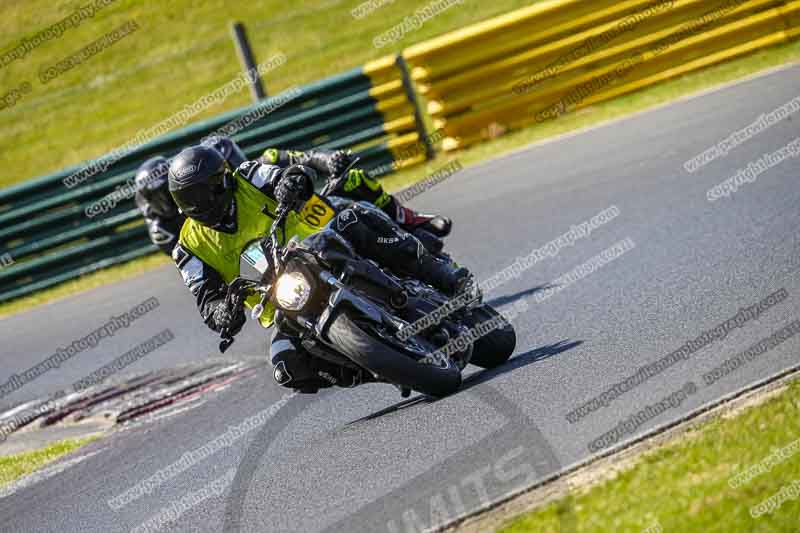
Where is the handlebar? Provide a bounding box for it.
[218,156,362,353]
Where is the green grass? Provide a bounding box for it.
[0,0,547,188]
[499,380,800,533]
[0,436,98,487]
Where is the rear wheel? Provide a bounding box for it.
[467,305,517,369]
[327,312,462,397]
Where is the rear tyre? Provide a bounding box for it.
[467,305,517,369]
[327,312,462,397]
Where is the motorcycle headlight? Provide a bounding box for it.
[275,272,312,311]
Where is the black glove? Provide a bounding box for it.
[327,150,353,177]
[206,300,246,334]
[276,165,315,210]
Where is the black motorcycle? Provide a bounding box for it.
[220,163,516,397]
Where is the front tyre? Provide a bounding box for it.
[327,312,461,397]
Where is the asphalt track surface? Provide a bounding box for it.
[0,64,799,532]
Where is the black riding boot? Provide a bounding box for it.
[334,205,470,296]
[415,252,471,296]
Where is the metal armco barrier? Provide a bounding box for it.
[403,0,800,150]
[0,55,431,304]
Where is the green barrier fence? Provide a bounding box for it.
[0,55,431,304]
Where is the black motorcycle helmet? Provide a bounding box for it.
[168,145,235,227]
[204,135,248,170]
[135,156,177,218]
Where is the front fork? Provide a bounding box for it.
[292,268,467,375]
[313,269,406,340]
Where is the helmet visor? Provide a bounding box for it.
[146,188,178,218]
[173,179,231,227]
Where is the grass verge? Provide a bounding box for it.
[0,0,547,187]
[497,379,800,533]
[0,436,98,487]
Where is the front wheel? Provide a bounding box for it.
[327,312,461,397]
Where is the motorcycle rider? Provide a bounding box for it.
[169,145,470,393]
[134,156,186,255]
[204,135,453,242]
[136,136,452,255]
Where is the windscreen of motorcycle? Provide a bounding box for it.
[240,239,270,280]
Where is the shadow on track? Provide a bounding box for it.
[345,339,583,426]
[459,339,583,392]
[484,284,557,308]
